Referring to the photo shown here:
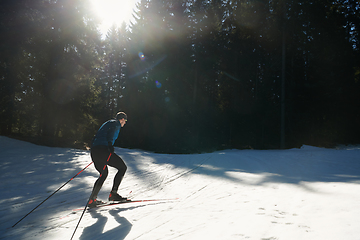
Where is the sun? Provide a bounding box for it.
[90,0,139,35]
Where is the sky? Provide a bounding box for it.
[89,0,140,36]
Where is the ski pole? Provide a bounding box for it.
[12,161,94,228]
[71,152,112,240]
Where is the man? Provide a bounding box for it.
[88,112,128,208]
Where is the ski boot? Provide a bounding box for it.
[88,198,105,208]
[109,191,128,202]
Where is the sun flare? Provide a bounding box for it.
[90,0,139,35]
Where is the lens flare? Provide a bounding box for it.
[155,81,162,88]
[129,54,167,79]
[138,52,145,61]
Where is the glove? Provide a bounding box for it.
[108,142,114,153]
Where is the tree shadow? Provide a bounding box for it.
[0,137,99,238]
[118,146,360,191]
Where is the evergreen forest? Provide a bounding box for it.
[1,0,359,153]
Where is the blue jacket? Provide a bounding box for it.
[92,119,121,147]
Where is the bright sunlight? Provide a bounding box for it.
[90,0,139,35]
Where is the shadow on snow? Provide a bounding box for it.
[119,146,360,190]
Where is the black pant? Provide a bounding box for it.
[89,146,127,200]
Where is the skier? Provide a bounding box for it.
[88,112,128,208]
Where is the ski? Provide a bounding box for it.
[72,198,179,212]
[91,198,178,209]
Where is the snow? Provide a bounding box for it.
[1,136,360,240]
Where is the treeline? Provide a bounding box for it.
[1,0,359,153]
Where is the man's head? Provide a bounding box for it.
[116,112,127,127]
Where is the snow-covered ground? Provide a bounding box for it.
[1,136,360,240]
